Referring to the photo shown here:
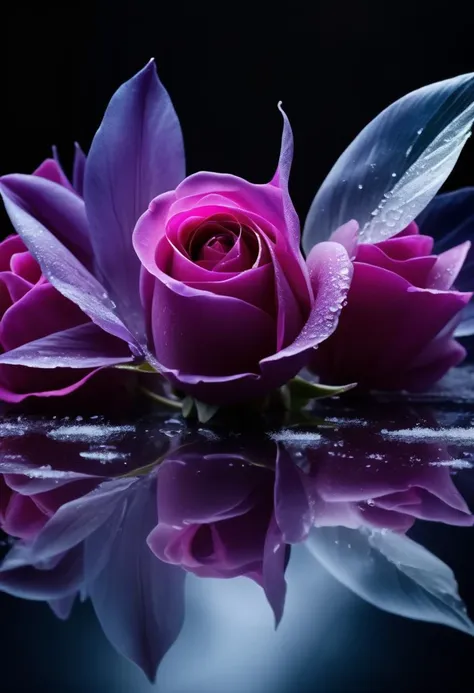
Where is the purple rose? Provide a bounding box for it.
[0,235,92,402]
[1,61,473,403]
[133,175,352,405]
[309,222,472,391]
[0,233,130,403]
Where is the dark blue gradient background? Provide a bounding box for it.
[0,528,472,692]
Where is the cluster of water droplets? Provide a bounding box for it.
[360,115,472,244]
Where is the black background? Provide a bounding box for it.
[1,2,474,690]
[2,2,474,220]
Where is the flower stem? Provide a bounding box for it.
[140,387,183,410]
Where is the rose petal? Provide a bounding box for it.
[0,283,86,351]
[427,242,471,290]
[356,244,437,288]
[311,262,471,388]
[34,157,74,192]
[261,241,353,367]
[148,276,276,378]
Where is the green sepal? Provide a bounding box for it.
[116,361,157,373]
[182,396,220,423]
[286,376,356,410]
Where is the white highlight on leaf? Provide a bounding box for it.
[306,525,474,635]
[361,114,473,242]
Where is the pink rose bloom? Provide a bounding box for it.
[309,222,472,391]
[0,234,129,403]
[133,127,352,405]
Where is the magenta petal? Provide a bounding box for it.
[396,333,467,392]
[0,283,86,350]
[9,250,41,283]
[149,276,276,378]
[34,157,73,192]
[356,244,437,287]
[175,173,285,232]
[0,323,132,369]
[270,107,308,282]
[0,174,92,267]
[84,60,185,342]
[375,232,434,260]
[0,273,32,303]
[262,241,353,366]
[313,263,470,388]
[2,494,49,540]
[427,242,471,290]
[329,220,359,258]
[0,190,133,344]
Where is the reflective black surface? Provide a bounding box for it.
[0,370,473,691]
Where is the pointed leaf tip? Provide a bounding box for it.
[304,72,474,252]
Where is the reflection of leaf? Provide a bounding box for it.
[303,73,474,252]
[181,397,219,423]
[85,476,185,682]
[24,478,138,564]
[306,525,474,635]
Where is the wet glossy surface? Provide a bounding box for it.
[0,369,473,692]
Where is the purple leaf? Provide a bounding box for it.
[85,475,185,681]
[73,143,87,196]
[48,593,78,620]
[25,478,138,563]
[0,188,134,345]
[0,323,133,368]
[84,59,185,341]
[274,446,312,544]
[0,174,92,268]
[0,545,83,600]
[262,514,287,627]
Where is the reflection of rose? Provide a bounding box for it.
[0,474,97,540]
[148,445,284,585]
[300,421,473,534]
